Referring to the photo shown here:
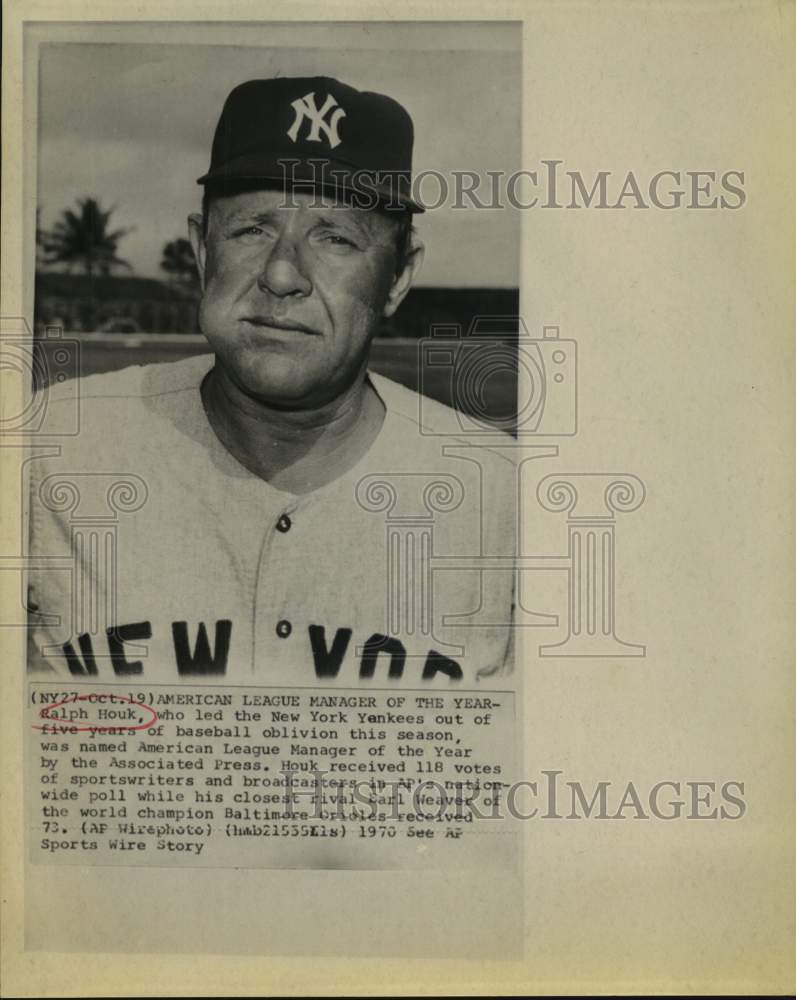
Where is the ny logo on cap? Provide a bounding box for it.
[286,92,346,149]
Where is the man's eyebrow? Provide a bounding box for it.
[313,212,370,236]
[318,210,398,247]
[221,208,281,226]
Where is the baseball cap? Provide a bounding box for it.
[197,76,424,213]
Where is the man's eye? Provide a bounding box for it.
[321,233,357,248]
[234,226,264,237]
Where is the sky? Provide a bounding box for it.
[37,23,521,287]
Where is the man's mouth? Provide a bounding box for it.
[242,316,319,336]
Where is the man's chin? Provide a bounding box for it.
[227,363,325,409]
[210,342,364,409]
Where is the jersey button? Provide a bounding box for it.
[276,514,292,533]
[276,619,292,639]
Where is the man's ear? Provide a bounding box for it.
[187,213,207,291]
[383,236,425,319]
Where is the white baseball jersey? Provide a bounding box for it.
[27,354,516,685]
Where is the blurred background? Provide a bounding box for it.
[34,24,521,421]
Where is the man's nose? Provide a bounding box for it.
[257,234,312,298]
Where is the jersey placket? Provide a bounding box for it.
[250,494,306,675]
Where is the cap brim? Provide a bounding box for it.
[197,151,425,213]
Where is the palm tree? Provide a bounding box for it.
[160,238,198,286]
[43,197,132,277]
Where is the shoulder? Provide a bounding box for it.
[369,369,517,470]
[43,353,214,409]
[31,354,215,473]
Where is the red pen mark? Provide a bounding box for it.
[32,692,158,733]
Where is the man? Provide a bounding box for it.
[27,76,515,684]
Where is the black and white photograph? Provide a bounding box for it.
[1,3,794,996]
[27,25,522,685]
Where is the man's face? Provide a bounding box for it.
[189,187,419,407]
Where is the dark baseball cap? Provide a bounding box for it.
[197,76,424,213]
